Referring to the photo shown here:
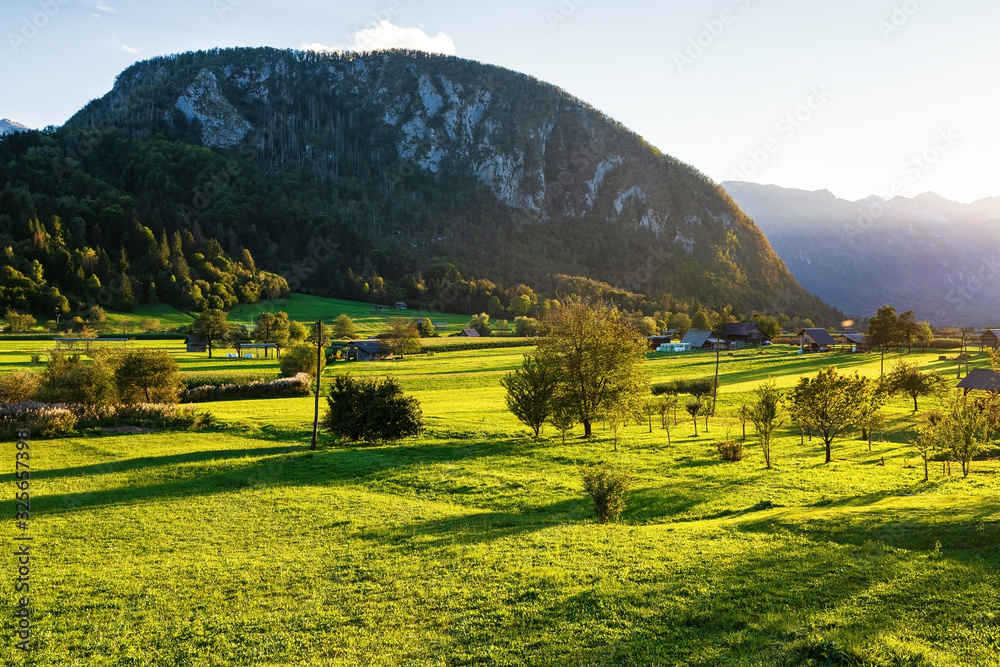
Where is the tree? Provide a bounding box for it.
[334,313,357,340]
[6,310,37,332]
[281,344,325,379]
[534,299,648,437]
[752,314,781,341]
[787,366,869,464]
[114,349,181,404]
[866,305,899,375]
[897,310,917,352]
[748,382,784,468]
[669,313,692,338]
[736,403,751,441]
[323,374,424,444]
[417,318,436,337]
[691,311,712,331]
[941,390,994,477]
[383,317,421,357]
[192,309,229,358]
[685,399,702,436]
[288,320,309,342]
[911,410,944,482]
[548,397,576,445]
[915,320,934,351]
[888,361,946,411]
[857,381,887,451]
[580,463,634,524]
[501,354,557,437]
[467,312,491,337]
[255,312,290,353]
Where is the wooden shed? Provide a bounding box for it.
[979,330,1000,351]
[346,340,392,361]
[956,368,1000,394]
[798,328,836,352]
[723,322,768,347]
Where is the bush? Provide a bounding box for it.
[0,371,42,403]
[323,374,424,444]
[181,372,278,390]
[580,463,634,524]
[181,373,312,402]
[281,344,324,379]
[715,440,745,461]
[0,402,77,438]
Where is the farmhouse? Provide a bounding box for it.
[459,328,480,337]
[346,340,392,361]
[841,333,869,353]
[798,328,836,352]
[957,368,1000,394]
[979,330,1000,350]
[681,329,727,350]
[723,322,767,348]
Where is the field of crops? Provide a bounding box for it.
[1,341,998,665]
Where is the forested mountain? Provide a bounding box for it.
[0,47,841,323]
[723,181,1000,326]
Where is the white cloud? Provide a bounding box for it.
[96,4,116,12]
[112,37,139,54]
[348,21,456,55]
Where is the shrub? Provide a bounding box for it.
[323,374,424,444]
[715,440,745,462]
[115,349,182,404]
[40,350,118,405]
[181,373,312,402]
[30,354,41,365]
[0,371,43,403]
[580,463,634,524]
[181,372,278,390]
[0,402,77,438]
[281,344,324,379]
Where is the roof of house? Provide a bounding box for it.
[798,328,837,346]
[724,322,764,338]
[957,368,1000,392]
[460,328,480,337]
[843,333,867,345]
[681,329,724,348]
[980,329,1000,340]
[347,340,391,354]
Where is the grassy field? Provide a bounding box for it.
[2,344,999,665]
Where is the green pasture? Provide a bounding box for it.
[2,343,999,665]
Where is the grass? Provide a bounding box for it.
[2,344,999,665]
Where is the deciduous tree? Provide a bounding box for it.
[748,381,784,468]
[192,308,229,358]
[501,354,557,437]
[788,366,869,463]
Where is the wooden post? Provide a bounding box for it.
[712,345,721,415]
[310,320,322,451]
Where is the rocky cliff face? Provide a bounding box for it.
[63,47,838,321]
[0,119,30,136]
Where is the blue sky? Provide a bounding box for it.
[2,0,997,203]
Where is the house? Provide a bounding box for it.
[979,330,1000,351]
[680,329,727,350]
[842,333,869,353]
[345,340,392,361]
[647,334,675,350]
[395,302,408,310]
[459,328,480,337]
[185,335,208,353]
[798,328,836,352]
[957,368,1000,394]
[723,322,768,347]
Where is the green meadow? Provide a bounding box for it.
[2,340,998,665]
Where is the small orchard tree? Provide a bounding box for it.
[255,311,290,354]
[467,312,491,337]
[941,390,994,477]
[192,308,229,358]
[580,462,634,524]
[788,366,869,463]
[915,320,934,351]
[686,399,702,436]
[888,361,946,411]
[736,403,751,440]
[749,381,784,469]
[857,381,888,451]
[114,349,182,404]
[911,410,945,482]
[501,353,557,437]
[323,374,424,444]
[334,313,357,340]
[548,396,576,445]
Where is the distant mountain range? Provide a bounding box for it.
[723,181,1000,326]
[0,119,30,136]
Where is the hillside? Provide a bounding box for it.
[0,48,840,323]
[0,119,30,136]
[723,181,1000,326]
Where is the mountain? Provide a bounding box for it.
[722,181,1000,326]
[0,119,30,136]
[0,47,840,324]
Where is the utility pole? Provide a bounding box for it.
[310,320,322,450]
[712,343,721,415]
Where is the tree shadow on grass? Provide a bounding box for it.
[355,497,589,551]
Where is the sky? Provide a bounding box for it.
[1,0,997,203]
